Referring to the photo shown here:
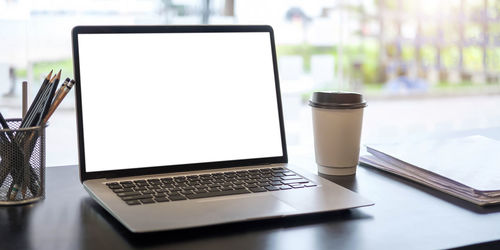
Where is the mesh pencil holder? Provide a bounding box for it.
[0,119,46,205]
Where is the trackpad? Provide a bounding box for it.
[196,194,297,220]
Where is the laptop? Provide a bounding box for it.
[71,25,373,233]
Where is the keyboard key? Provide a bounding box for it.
[168,195,187,201]
[185,189,250,199]
[140,198,155,204]
[123,194,153,201]
[280,185,292,190]
[281,176,300,180]
[107,183,122,189]
[305,183,317,187]
[122,183,136,188]
[265,186,280,191]
[249,187,267,193]
[117,191,141,197]
[154,193,166,198]
[207,187,220,192]
[126,200,141,206]
[290,184,304,188]
[122,196,141,201]
[155,197,169,202]
[281,179,309,185]
[112,188,132,193]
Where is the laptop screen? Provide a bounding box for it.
[73,27,286,175]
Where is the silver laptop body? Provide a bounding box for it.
[72,25,373,233]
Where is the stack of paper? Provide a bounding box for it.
[360,135,500,206]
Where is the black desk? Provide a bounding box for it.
[2,163,500,250]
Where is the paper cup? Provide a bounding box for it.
[309,92,366,176]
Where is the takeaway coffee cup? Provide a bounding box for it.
[309,92,367,175]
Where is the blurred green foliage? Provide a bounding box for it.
[15,59,74,81]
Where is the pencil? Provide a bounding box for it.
[43,78,73,123]
[20,70,52,128]
[53,77,70,104]
[21,71,58,130]
[40,70,61,123]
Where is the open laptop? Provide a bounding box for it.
[71,25,373,233]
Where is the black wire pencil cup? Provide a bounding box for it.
[0,119,46,204]
[0,70,75,205]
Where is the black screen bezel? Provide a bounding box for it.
[72,25,288,182]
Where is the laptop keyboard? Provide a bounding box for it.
[105,167,317,205]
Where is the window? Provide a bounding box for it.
[1,0,499,167]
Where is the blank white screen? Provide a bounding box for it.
[77,32,284,172]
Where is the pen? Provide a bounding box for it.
[22,81,28,118]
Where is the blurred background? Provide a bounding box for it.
[1,0,500,167]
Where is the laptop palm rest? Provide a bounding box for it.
[122,194,297,232]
